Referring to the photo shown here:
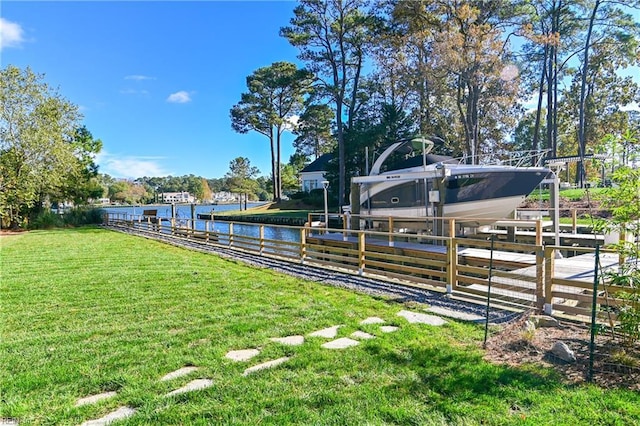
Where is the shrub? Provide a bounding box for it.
[28,210,64,229]
[63,207,105,226]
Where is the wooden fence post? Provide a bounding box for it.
[229,222,234,248]
[300,228,306,264]
[388,217,394,247]
[259,225,265,255]
[447,219,457,294]
[358,231,366,276]
[543,246,555,315]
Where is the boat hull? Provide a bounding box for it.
[358,167,548,225]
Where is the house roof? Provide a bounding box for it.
[301,153,334,173]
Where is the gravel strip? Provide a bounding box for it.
[104,225,518,323]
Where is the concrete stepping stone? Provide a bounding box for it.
[225,349,260,362]
[351,331,375,340]
[380,326,399,333]
[160,366,198,382]
[397,310,447,326]
[80,406,136,426]
[270,335,304,346]
[308,325,341,338]
[426,306,484,322]
[75,391,117,407]
[243,357,290,376]
[0,419,18,426]
[165,379,213,397]
[322,337,360,349]
[360,317,385,325]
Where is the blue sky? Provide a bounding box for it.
[1,0,301,179]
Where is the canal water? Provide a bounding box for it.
[102,203,302,243]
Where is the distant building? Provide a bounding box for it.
[161,191,195,204]
[299,153,333,192]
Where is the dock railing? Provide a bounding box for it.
[104,211,626,324]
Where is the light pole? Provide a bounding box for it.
[322,180,329,231]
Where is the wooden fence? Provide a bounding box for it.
[104,212,631,324]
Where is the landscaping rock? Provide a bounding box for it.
[160,366,199,382]
[531,315,560,328]
[75,391,117,407]
[380,326,399,333]
[397,310,446,326]
[551,341,576,363]
[243,357,290,376]
[80,406,136,426]
[322,337,360,349]
[165,379,213,396]
[225,349,260,362]
[308,325,341,338]
[270,335,305,346]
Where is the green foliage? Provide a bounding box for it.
[595,132,640,346]
[0,65,88,228]
[27,207,105,229]
[62,207,105,226]
[28,210,64,229]
[230,61,313,201]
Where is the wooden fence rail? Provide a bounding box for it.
[104,212,627,324]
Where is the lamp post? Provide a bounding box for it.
[322,180,329,231]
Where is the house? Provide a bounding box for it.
[161,191,195,204]
[299,153,333,192]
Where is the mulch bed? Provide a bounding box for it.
[483,312,640,390]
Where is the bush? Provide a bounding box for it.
[28,210,64,229]
[28,207,105,230]
[63,207,105,226]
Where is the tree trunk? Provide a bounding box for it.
[577,0,600,188]
[532,44,548,154]
[269,127,277,201]
[276,126,282,202]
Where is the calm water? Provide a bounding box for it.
[102,203,301,244]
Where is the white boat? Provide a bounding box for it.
[350,137,550,227]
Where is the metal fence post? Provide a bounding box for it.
[588,245,600,383]
[483,234,495,347]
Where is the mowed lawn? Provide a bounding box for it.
[1,228,639,425]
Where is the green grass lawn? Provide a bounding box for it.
[1,228,639,425]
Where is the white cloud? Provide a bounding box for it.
[96,151,171,178]
[620,102,639,112]
[167,90,192,103]
[125,75,154,81]
[0,18,25,50]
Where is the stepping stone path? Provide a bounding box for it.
[243,357,290,376]
[360,317,386,325]
[397,310,447,326]
[322,337,360,349]
[308,325,341,338]
[165,379,213,397]
[351,331,375,340]
[225,348,260,362]
[270,335,305,346]
[77,309,462,424]
[80,406,136,426]
[160,366,198,381]
[75,391,117,407]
